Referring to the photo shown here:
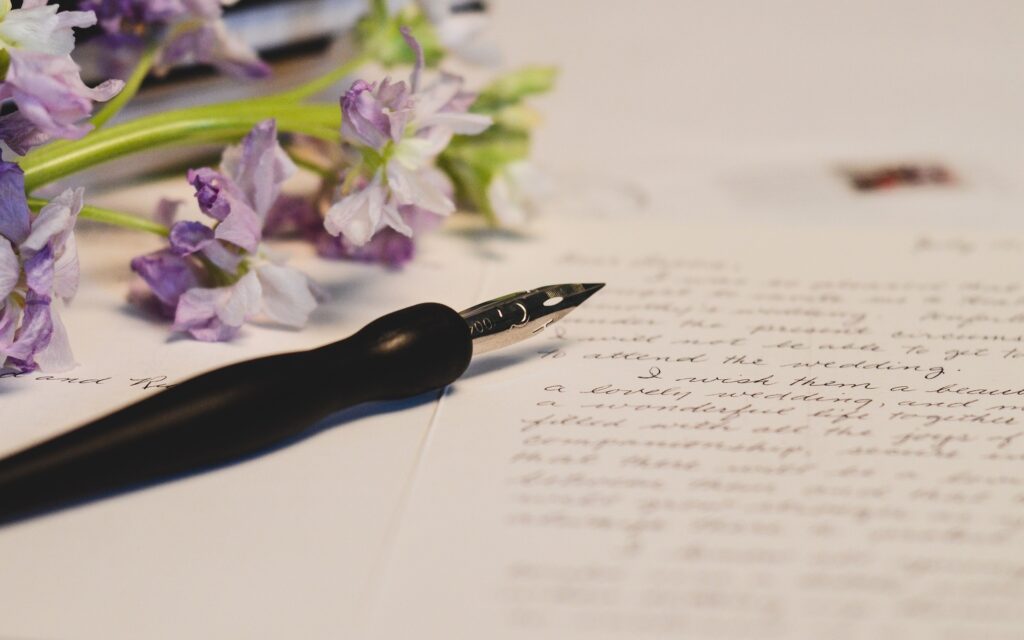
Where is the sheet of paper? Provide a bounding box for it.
[368,217,1024,640]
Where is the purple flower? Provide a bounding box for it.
[158,17,270,79]
[78,0,184,44]
[0,50,123,145]
[79,0,268,79]
[0,111,53,156]
[0,165,82,372]
[131,120,318,342]
[129,249,201,318]
[315,227,415,268]
[263,194,322,239]
[0,1,124,151]
[261,189,439,269]
[323,191,444,269]
[327,30,490,248]
[340,78,412,150]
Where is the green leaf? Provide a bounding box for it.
[356,5,445,68]
[490,104,542,132]
[438,155,497,225]
[473,66,558,113]
[442,127,530,168]
[439,127,534,223]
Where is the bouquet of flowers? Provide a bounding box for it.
[0,0,554,370]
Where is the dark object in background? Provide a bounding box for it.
[839,162,958,192]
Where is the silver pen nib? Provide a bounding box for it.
[460,283,605,355]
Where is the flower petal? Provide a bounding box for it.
[172,288,239,342]
[0,300,19,353]
[33,303,76,372]
[168,220,216,256]
[323,181,385,246]
[380,199,413,237]
[0,237,19,301]
[187,167,238,221]
[216,270,261,326]
[386,162,455,216]
[0,111,52,154]
[0,161,31,244]
[4,292,53,368]
[1,50,122,141]
[200,240,244,273]
[411,72,463,122]
[130,249,201,312]
[255,263,317,328]
[341,80,392,150]
[219,119,295,219]
[172,271,261,342]
[214,204,262,253]
[417,111,492,135]
[21,186,82,253]
[51,231,79,302]
[315,228,416,268]
[0,3,95,57]
[23,243,53,297]
[157,19,269,79]
[187,167,262,252]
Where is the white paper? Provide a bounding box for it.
[368,217,1024,640]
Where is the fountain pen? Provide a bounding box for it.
[0,283,603,525]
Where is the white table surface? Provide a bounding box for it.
[2,1,1024,638]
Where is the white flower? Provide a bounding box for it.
[324,177,411,246]
[487,161,550,227]
[0,0,95,57]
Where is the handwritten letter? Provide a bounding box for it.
[370,223,1024,640]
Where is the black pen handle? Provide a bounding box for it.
[0,302,472,525]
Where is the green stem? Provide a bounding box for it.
[90,43,159,129]
[28,198,169,237]
[22,105,340,191]
[25,97,337,161]
[23,99,338,166]
[15,49,366,189]
[278,54,369,102]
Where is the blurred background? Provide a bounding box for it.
[67,0,1024,230]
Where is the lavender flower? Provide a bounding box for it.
[0,163,81,372]
[0,0,123,152]
[80,0,269,79]
[324,30,490,249]
[78,0,184,44]
[131,120,318,342]
[262,180,442,269]
[318,184,445,268]
[157,12,270,79]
